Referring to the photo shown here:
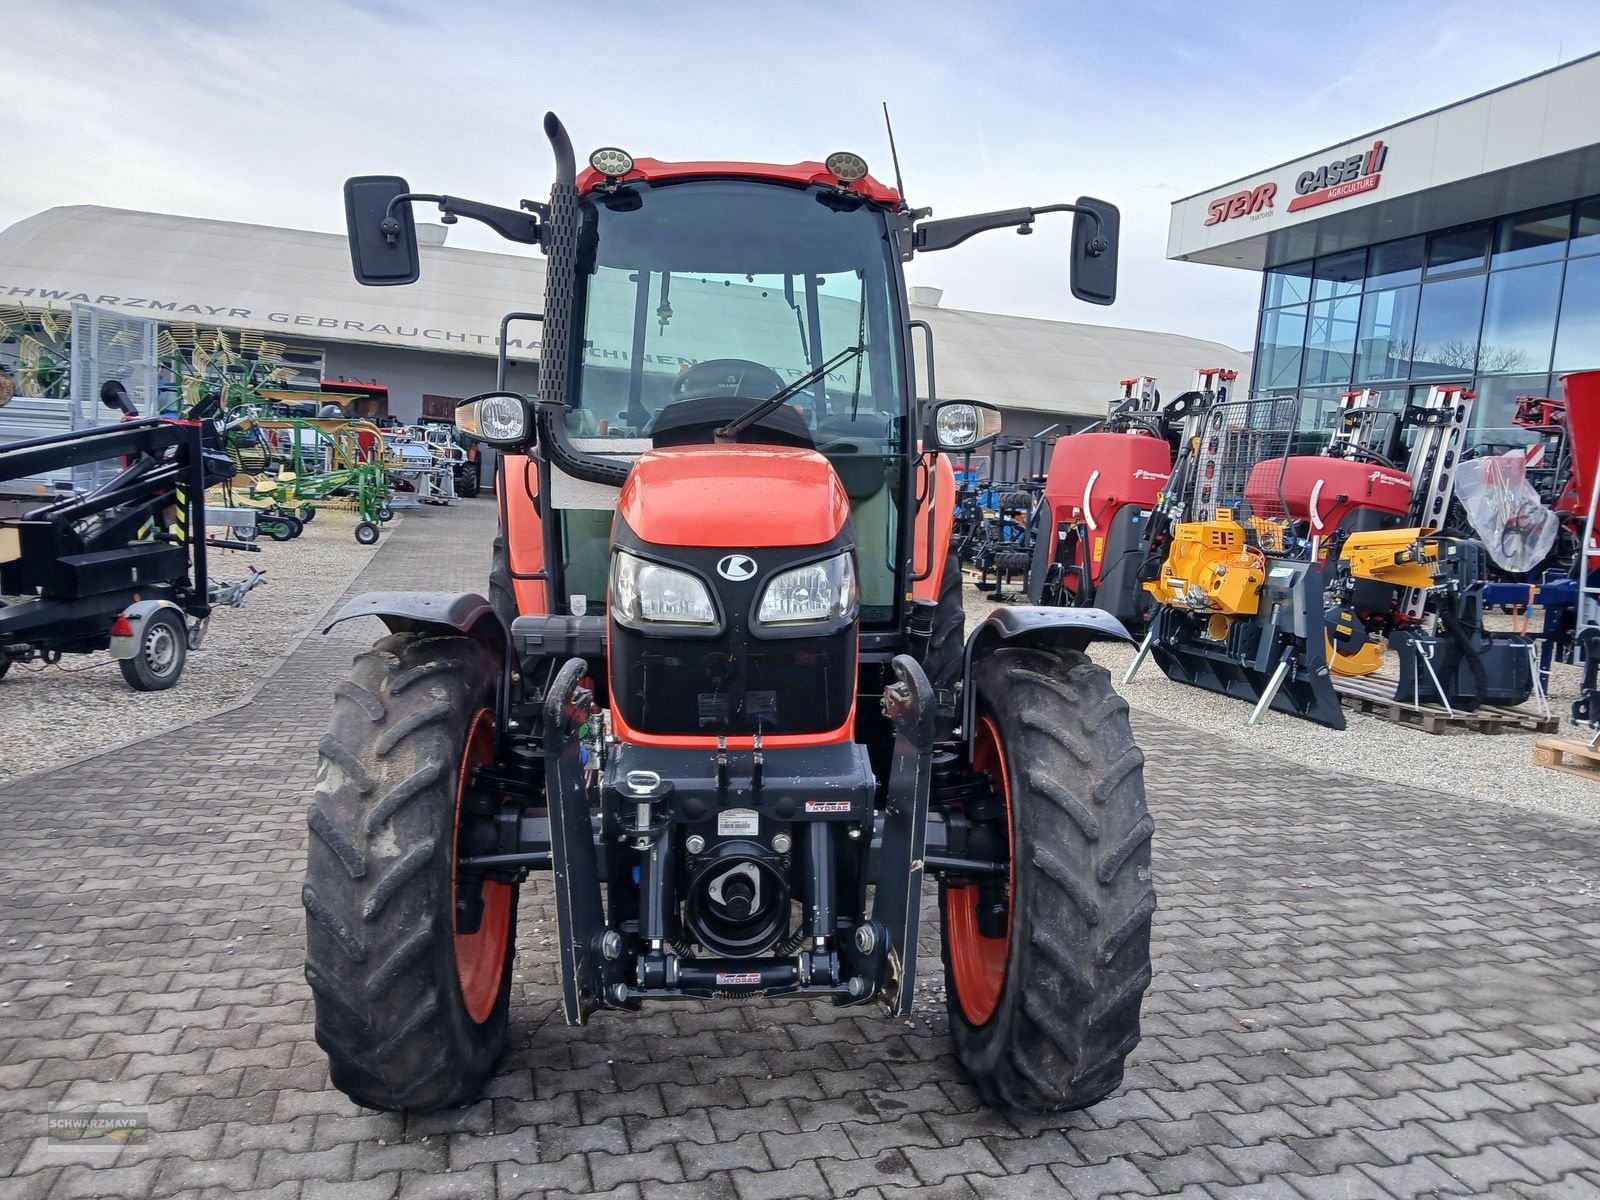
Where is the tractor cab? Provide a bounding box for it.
[554,161,913,628]
[307,114,1154,1121]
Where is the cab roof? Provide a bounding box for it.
[575,157,902,207]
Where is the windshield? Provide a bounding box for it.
[570,180,907,450]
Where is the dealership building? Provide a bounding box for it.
[1168,51,1600,444]
[0,206,1246,435]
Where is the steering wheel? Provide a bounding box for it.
[671,358,785,402]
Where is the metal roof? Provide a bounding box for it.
[0,205,1249,419]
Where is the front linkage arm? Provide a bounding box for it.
[856,655,936,1016]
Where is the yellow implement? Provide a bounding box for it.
[1145,509,1266,640]
[1340,527,1439,589]
[1326,528,1441,676]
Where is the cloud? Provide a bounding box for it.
[3,0,1598,355]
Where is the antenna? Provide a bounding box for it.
[882,102,906,204]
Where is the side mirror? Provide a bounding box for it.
[1069,196,1119,306]
[925,400,1003,453]
[344,175,419,286]
[457,391,535,449]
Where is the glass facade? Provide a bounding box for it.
[1254,195,1600,445]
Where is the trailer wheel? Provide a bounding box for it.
[354,521,380,546]
[304,632,516,1112]
[941,645,1155,1112]
[300,505,317,523]
[119,609,188,692]
[232,524,259,543]
[379,504,395,523]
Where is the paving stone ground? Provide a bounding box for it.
[2,496,1599,1199]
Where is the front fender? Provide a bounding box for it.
[323,590,501,639]
[324,591,513,734]
[960,605,1132,753]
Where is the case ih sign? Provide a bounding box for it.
[1288,140,1389,212]
[1203,139,1391,226]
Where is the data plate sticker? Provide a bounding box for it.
[805,799,852,814]
[717,808,759,836]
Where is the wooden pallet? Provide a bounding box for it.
[1534,736,1600,780]
[1331,673,1560,736]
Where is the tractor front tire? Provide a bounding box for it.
[303,632,517,1112]
[942,645,1155,1112]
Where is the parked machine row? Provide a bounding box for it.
[1019,365,1600,733]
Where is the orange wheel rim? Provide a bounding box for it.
[948,715,1013,1026]
[453,708,511,1024]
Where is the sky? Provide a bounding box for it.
[4,0,1600,352]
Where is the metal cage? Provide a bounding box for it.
[1189,395,1299,523]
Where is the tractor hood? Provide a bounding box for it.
[617,445,851,548]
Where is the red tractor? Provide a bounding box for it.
[304,116,1154,1114]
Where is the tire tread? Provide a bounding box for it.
[944,645,1156,1113]
[303,633,513,1113]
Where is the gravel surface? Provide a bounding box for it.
[0,508,388,781]
[962,587,1600,826]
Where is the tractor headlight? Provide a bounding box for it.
[755,552,857,626]
[610,550,717,629]
[825,151,869,183]
[929,401,1003,451]
[589,147,634,178]
[456,391,531,446]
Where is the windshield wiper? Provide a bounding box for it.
[714,343,862,443]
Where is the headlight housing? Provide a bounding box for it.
[755,552,858,627]
[926,400,1003,452]
[456,391,532,446]
[609,550,717,630]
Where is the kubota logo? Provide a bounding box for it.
[1368,469,1409,488]
[716,554,757,581]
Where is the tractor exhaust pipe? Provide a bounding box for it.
[544,111,576,185]
[535,112,630,489]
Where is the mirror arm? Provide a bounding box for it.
[913,202,1103,255]
[1027,203,1106,255]
[383,193,542,246]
